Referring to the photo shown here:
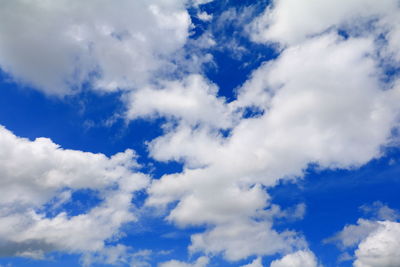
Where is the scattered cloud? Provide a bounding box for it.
[360,201,400,221]
[0,0,400,266]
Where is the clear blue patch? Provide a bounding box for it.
[242,106,265,118]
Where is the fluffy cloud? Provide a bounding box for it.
[150,32,400,201]
[331,219,400,267]
[269,250,318,267]
[327,204,400,267]
[124,74,233,128]
[0,125,149,258]
[249,0,400,48]
[147,31,400,260]
[0,0,191,95]
[2,0,400,265]
[354,221,400,267]
[190,220,305,261]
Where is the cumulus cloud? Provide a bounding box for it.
[0,0,191,95]
[354,221,400,267]
[2,0,400,265]
[189,220,305,261]
[146,31,400,260]
[249,0,400,49]
[269,250,318,267]
[331,219,400,267]
[327,204,400,267]
[124,74,233,129]
[0,125,149,259]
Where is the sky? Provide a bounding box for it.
[0,0,400,267]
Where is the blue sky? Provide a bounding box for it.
[0,0,400,267]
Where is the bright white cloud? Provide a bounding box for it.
[269,250,318,267]
[147,123,226,169]
[147,32,400,260]
[354,221,400,267]
[327,204,400,267]
[0,125,149,259]
[249,0,400,47]
[1,0,400,265]
[124,74,233,128]
[0,0,191,95]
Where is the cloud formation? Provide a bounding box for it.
[0,0,400,266]
[250,0,400,51]
[0,125,148,259]
[0,0,191,95]
[354,221,400,267]
[327,203,400,267]
[269,250,318,267]
[147,32,400,261]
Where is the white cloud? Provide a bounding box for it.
[249,0,400,46]
[147,123,226,169]
[269,250,318,267]
[197,12,213,22]
[2,0,400,265]
[158,256,209,267]
[240,257,263,267]
[147,32,400,260]
[124,75,233,129]
[0,0,191,95]
[354,221,400,267]
[326,204,400,267]
[190,220,306,261]
[325,219,380,249]
[0,125,149,258]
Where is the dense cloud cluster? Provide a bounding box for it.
[0,0,191,95]
[0,0,400,266]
